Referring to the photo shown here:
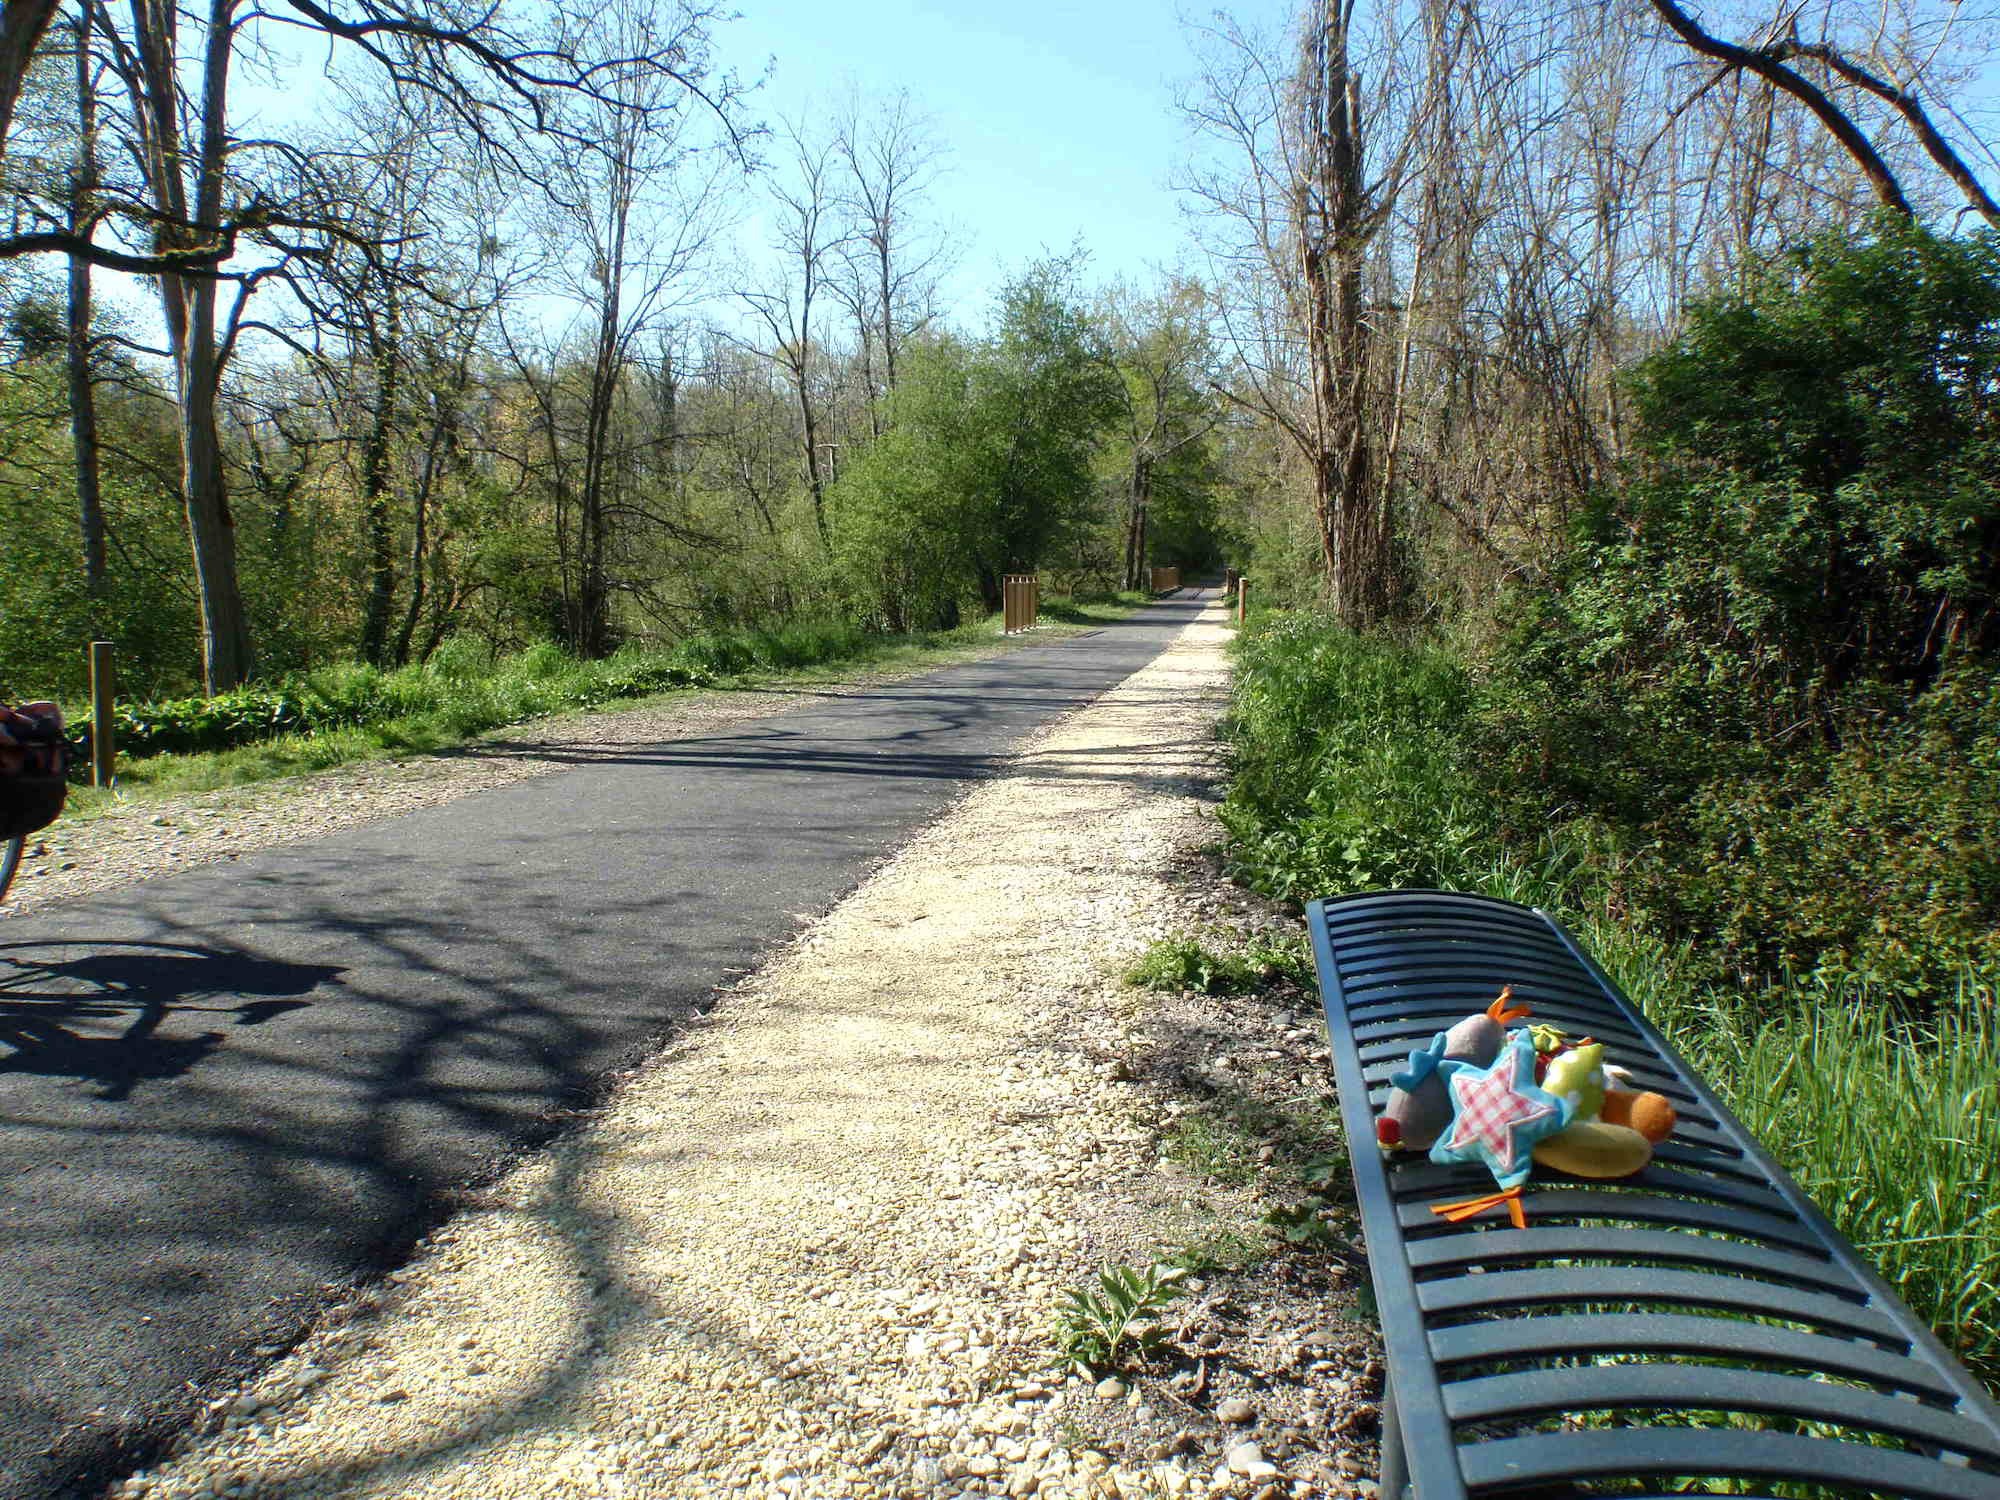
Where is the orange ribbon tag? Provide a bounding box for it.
[1486,984,1531,1026]
[1430,1185,1527,1229]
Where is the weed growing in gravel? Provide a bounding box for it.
[1163,1087,1346,1191]
[1052,1263,1187,1372]
[1167,1226,1269,1276]
[1126,932,1313,996]
[1159,1110,1263,1185]
[1261,1153,1355,1251]
[1125,937,1259,995]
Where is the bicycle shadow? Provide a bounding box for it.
[0,941,340,1100]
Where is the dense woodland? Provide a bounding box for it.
[0,0,1231,704]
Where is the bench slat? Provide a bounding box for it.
[1408,1227,1850,1293]
[1455,1428,2000,1498]
[1396,1189,1826,1256]
[1429,1313,1951,1399]
[1444,1364,2000,1458]
[1416,1264,1906,1341]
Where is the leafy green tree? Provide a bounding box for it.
[1621,216,2000,706]
[1495,217,2000,812]
[1094,279,1220,588]
[831,262,1120,627]
[1476,218,2000,997]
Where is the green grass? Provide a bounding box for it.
[1221,612,2000,1385]
[64,599,1138,809]
[1125,934,1313,996]
[1035,589,1152,626]
[1159,1110,1265,1185]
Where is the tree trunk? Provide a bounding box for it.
[877,234,898,393]
[797,364,827,544]
[358,289,402,665]
[575,192,628,659]
[1297,6,1391,629]
[1122,457,1152,593]
[174,291,252,692]
[0,0,60,155]
[137,0,253,692]
[66,11,104,594]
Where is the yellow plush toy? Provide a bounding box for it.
[1529,1039,1678,1178]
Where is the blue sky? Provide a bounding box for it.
[722,0,1215,318]
[193,0,1224,338]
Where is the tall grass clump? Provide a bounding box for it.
[1648,978,2000,1370]
[1219,613,1487,904]
[1221,613,2000,1384]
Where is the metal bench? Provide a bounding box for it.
[1305,888,2000,1499]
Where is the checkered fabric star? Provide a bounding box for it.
[1429,1032,1572,1191]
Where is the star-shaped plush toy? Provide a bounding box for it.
[1430,1032,1573,1190]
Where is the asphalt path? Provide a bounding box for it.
[0,592,1213,1498]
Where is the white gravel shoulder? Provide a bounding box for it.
[111,596,1360,1500]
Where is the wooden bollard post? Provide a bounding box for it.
[89,640,114,788]
[1237,577,1249,625]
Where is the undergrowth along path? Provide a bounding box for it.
[112,593,1379,1500]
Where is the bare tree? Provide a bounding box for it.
[736,116,849,545]
[46,0,746,691]
[1182,2,1450,626]
[830,89,951,434]
[500,0,736,655]
[1647,0,1999,228]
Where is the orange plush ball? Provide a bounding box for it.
[1600,1087,1676,1144]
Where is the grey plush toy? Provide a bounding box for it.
[1374,987,1528,1150]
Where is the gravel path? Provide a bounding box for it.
[105,596,1379,1500]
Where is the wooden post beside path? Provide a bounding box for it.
[89,640,114,787]
[1002,574,1040,635]
[1237,577,1249,625]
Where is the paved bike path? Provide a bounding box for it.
[0,594,1210,1498]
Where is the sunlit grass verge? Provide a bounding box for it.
[67,598,1139,806]
[1036,589,1152,625]
[1221,612,2000,1385]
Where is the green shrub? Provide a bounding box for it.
[1640,664,2000,1001]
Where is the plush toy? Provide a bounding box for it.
[1532,1119,1654,1177]
[1376,987,1530,1151]
[1529,1048,1679,1177]
[1541,1041,1608,1121]
[1601,1086,1677,1143]
[1428,1031,1574,1192]
[1384,990,1684,1226]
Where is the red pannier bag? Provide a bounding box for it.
[0,702,70,840]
